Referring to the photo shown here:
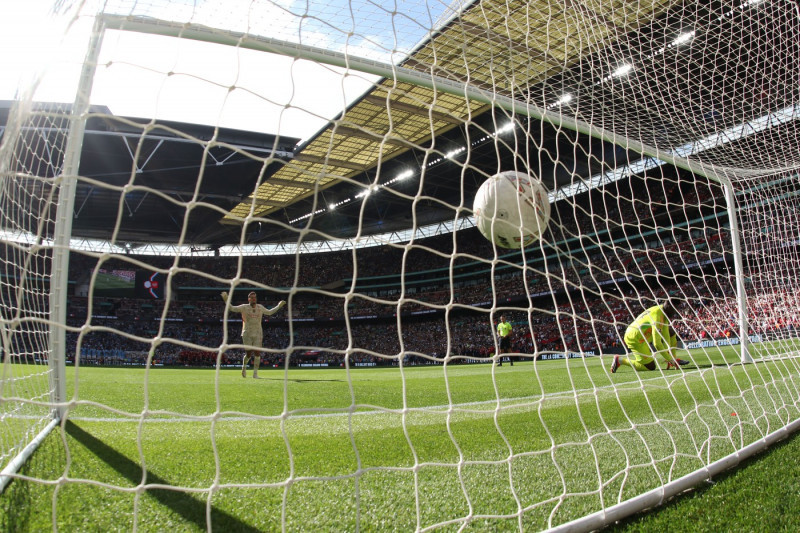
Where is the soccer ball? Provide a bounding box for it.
[472,170,550,248]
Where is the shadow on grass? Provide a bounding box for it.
[0,466,34,532]
[65,421,261,532]
[692,362,747,370]
[261,377,347,383]
[602,431,800,532]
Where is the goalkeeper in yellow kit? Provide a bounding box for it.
[611,301,689,373]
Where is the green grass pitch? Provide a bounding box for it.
[1,343,799,532]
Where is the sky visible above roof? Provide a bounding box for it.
[0,0,461,142]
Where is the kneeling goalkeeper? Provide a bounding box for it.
[611,300,689,373]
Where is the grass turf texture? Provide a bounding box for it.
[1,343,799,531]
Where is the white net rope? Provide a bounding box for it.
[0,105,66,480]
[0,0,799,531]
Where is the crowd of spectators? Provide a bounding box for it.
[64,271,800,369]
[6,172,798,368]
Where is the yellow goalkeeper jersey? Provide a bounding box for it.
[624,305,675,351]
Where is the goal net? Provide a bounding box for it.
[0,99,73,491]
[1,0,798,531]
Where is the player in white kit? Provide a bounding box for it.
[221,291,286,378]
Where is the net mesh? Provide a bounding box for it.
[0,0,799,531]
[0,104,67,476]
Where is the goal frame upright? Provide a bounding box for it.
[0,16,104,493]
[49,16,107,420]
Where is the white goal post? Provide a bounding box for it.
[1,0,799,531]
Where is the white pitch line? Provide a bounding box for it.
[56,367,700,423]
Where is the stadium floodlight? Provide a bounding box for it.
[494,122,515,134]
[355,186,376,199]
[445,146,465,159]
[673,31,695,46]
[612,63,633,77]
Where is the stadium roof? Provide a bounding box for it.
[2,0,795,251]
[80,0,675,246]
[217,0,682,223]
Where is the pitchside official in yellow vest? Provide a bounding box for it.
[496,315,513,366]
[611,301,689,373]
